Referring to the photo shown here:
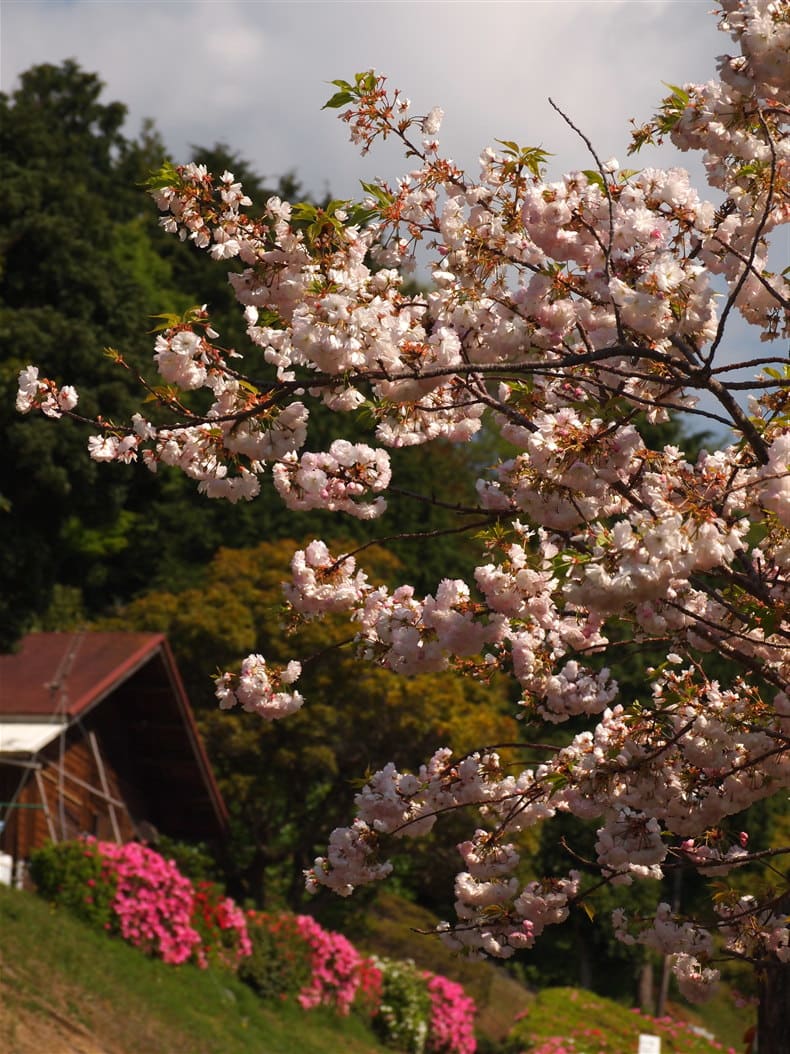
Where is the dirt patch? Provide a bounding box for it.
[0,953,124,1054]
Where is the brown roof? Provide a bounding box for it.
[0,632,167,719]
[0,632,228,836]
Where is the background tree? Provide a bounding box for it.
[100,538,517,908]
[1,63,485,646]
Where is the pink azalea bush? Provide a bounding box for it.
[295,912,382,1015]
[424,971,477,1054]
[96,839,202,965]
[31,839,481,1047]
[31,838,251,969]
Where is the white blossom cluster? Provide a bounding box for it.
[15,0,790,994]
[214,656,303,719]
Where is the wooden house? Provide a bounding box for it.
[0,632,227,875]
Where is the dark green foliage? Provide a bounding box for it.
[29,838,116,929]
[0,62,169,646]
[238,913,313,1001]
[153,836,221,884]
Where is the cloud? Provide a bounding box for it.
[2,0,724,197]
[1,0,767,425]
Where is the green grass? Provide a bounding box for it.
[506,987,744,1054]
[0,883,389,1054]
[0,883,755,1054]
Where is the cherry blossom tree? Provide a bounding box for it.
[17,0,790,1045]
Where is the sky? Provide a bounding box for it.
[2,0,768,434]
[2,0,726,199]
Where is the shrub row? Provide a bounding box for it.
[29,838,476,1053]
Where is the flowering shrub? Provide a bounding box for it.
[425,971,477,1054]
[30,839,219,966]
[295,913,382,1016]
[529,1041,578,1054]
[355,953,386,1020]
[29,839,116,929]
[373,956,432,1054]
[189,880,252,970]
[29,837,481,1048]
[96,840,201,964]
[238,911,313,1000]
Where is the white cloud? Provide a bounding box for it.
[1,0,770,427]
[2,0,724,198]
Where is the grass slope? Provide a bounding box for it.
[507,987,744,1054]
[0,883,754,1054]
[0,883,389,1054]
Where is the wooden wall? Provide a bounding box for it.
[0,727,137,862]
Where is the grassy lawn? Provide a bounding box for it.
[0,882,755,1054]
[506,986,747,1054]
[0,883,390,1054]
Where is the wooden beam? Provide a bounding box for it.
[43,767,125,810]
[33,768,57,842]
[88,731,122,845]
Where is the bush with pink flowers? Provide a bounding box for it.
[425,971,477,1054]
[30,838,247,969]
[295,912,382,1016]
[96,839,202,964]
[31,839,480,1051]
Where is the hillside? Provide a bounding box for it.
[0,883,389,1054]
[0,882,751,1054]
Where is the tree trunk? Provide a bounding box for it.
[758,963,790,1053]
[637,959,654,1014]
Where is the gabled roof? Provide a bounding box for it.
[0,632,228,837]
[0,631,163,720]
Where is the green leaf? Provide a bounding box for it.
[360,181,394,207]
[355,70,377,93]
[147,311,182,333]
[582,170,605,189]
[290,202,319,223]
[662,81,690,105]
[496,141,553,178]
[322,90,354,111]
[141,160,181,191]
